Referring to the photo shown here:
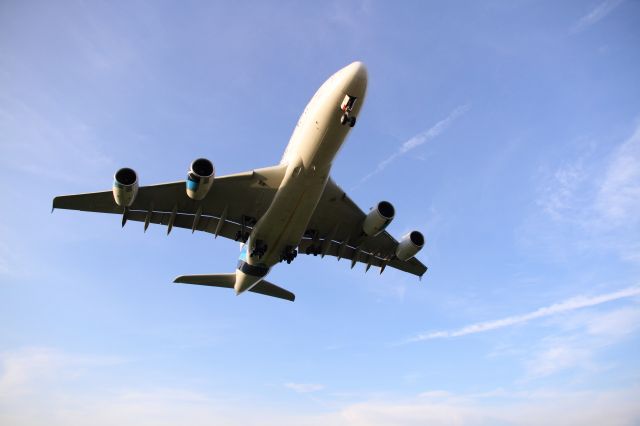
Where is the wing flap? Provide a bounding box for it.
[125,210,243,241]
[298,239,427,277]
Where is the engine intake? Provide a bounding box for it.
[395,231,425,261]
[362,201,395,236]
[112,167,139,207]
[186,158,215,200]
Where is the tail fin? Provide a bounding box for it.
[173,274,295,302]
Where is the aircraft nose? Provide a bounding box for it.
[338,61,367,97]
[344,61,368,82]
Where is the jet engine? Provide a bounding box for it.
[186,158,215,200]
[112,167,139,207]
[395,231,425,261]
[362,201,395,236]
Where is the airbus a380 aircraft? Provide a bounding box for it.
[53,62,427,302]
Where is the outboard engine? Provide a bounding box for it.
[395,231,425,261]
[186,158,215,200]
[362,201,395,237]
[112,167,138,207]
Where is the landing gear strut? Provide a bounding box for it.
[234,215,255,243]
[305,245,321,256]
[234,230,250,242]
[340,114,356,127]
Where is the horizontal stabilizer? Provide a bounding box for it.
[249,280,295,302]
[173,274,295,302]
[174,273,236,288]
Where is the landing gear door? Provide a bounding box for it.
[341,95,357,112]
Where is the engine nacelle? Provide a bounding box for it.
[112,167,138,207]
[395,231,425,261]
[186,158,215,200]
[362,201,395,236]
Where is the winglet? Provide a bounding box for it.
[51,196,59,213]
[419,267,428,281]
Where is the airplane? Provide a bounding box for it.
[53,61,427,302]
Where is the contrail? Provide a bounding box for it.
[357,104,470,186]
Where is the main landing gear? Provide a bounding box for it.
[250,240,267,259]
[235,231,250,242]
[280,246,298,264]
[305,245,321,256]
[340,95,357,128]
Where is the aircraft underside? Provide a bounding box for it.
[52,62,427,302]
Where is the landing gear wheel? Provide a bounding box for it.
[349,116,356,127]
[281,246,298,263]
[340,114,348,125]
[251,241,267,258]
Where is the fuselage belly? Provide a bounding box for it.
[234,62,368,294]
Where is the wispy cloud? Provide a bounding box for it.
[328,386,640,426]
[537,155,589,221]
[1,347,639,426]
[357,104,470,185]
[0,347,123,398]
[596,123,640,224]
[572,0,624,33]
[520,305,640,379]
[406,286,640,342]
[530,121,640,263]
[585,306,640,337]
[525,340,594,378]
[284,382,325,393]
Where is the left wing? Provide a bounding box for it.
[53,164,287,241]
[300,178,427,277]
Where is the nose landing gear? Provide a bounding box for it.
[340,95,357,128]
[340,114,356,127]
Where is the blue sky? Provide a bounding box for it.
[1,1,639,424]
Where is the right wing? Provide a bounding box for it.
[52,164,287,241]
[301,178,427,277]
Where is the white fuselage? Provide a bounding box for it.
[234,62,368,294]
